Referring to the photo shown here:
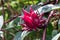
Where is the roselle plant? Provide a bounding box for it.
[21,7,46,31]
[19,6,56,40]
[0,0,60,40]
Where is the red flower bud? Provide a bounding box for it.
[21,6,47,31]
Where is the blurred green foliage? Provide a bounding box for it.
[0,0,60,40]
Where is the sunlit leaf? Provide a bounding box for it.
[34,4,53,13]
[0,7,6,10]
[0,15,3,30]
[0,31,3,37]
[34,4,60,14]
[25,1,38,4]
[52,5,60,10]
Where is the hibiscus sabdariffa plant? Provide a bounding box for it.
[20,6,55,40]
[21,7,47,31]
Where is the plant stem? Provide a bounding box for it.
[56,0,59,4]
[42,28,46,40]
[42,10,55,40]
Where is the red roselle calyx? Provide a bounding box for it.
[20,7,47,31]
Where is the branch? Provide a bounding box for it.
[1,0,5,15]
[0,29,15,37]
[46,10,55,24]
[4,13,21,24]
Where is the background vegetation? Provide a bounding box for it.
[0,0,60,40]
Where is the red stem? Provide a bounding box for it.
[42,28,46,40]
[56,0,59,4]
[42,10,55,40]
[46,10,55,24]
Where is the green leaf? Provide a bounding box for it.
[13,31,30,40]
[52,33,60,40]
[52,30,58,37]
[21,31,30,40]
[6,20,14,29]
[58,19,60,28]
[13,17,20,25]
[10,1,18,8]
[34,4,60,14]
[13,31,22,40]
[52,5,60,10]
[34,4,53,13]
[25,1,38,4]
